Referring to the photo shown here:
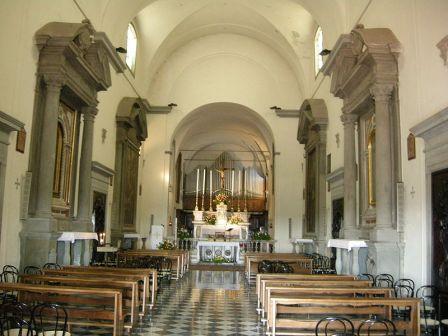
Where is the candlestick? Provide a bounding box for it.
[244,168,248,212]
[195,168,199,210]
[201,168,206,210]
[209,170,213,211]
[238,169,241,212]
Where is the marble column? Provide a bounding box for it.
[77,106,97,223]
[35,76,64,218]
[370,84,394,230]
[341,113,358,236]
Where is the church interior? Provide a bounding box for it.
[0,0,448,335]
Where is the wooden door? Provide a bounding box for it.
[431,169,448,298]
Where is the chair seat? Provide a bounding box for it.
[441,319,448,325]
[420,318,440,326]
[5,328,33,336]
[37,331,71,336]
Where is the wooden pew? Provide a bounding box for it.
[0,283,124,336]
[20,274,139,328]
[269,296,420,335]
[245,253,313,283]
[63,265,158,308]
[117,250,188,279]
[259,280,372,318]
[263,286,393,322]
[255,274,356,310]
[43,268,154,313]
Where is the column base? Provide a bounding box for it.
[367,241,401,280]
[342,228,361,239]
[20,217,59,269]
[369,227,399,242]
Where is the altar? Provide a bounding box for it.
[197,241,242,264]
[193,223,249,240]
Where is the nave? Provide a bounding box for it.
[131,270,263,336]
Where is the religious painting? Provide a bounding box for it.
[121,144,139,230]
[52,102,78,216]
[407,133,416,160]
[15,127,26,153]
[305,147,317,233]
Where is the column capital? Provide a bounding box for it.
[81,105,98,120]
[340,113,358,126]
[43,74,65,90]
[370,84,394,102]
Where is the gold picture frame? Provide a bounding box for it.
[16,127,26,153]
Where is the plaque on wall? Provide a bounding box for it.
[16,127,26,153]
[407,133,416,160]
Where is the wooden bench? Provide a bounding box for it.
[0,282,124,336]
[245,253,313,283]
[118,250,188,279]
[43,268,153,313]
[63,266,158,308]
[259,279,372,318]
[20,274,139,328]
[269,296,420,335]
[263,286,393,322]
[255,274,356,309]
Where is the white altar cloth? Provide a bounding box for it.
[57,232,98,243]
[293,238,314,244]
[193,223,249,240]
[327,239,368,251]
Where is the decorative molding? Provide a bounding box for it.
[437,35,448,66]
[410,106,448,141]
[274,109,300,118]
[148,105,173,114]
[0,110,24,134]
[94,32,126,73]
[297,99,328,144]
[326,167,344,184]
[116,97,149,141]
[92,161,115,178]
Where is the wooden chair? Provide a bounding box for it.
[2,266,19,275]
[394,278,415,293]
[315,316,354,336]
[374,274,394,287]
[393,284,414,320]
[357,317,397,335]
[32,303,70,336]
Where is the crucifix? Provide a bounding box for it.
[216,168,228,189]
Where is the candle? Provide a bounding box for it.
[202,168,206,194]
[210,170,213,194]
[238,170,241,195]
[244,169,247,195]
[231,169,234,196]
[196,168,199,198]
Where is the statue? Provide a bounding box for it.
[216,168,226,189]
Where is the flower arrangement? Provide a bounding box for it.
[211,256,232,264]
[157,240,175,250]
[177,227,191,240]
[204,214,216,225]
[253,231,271,241]
[229,214,244,224]
[215,193,229,205]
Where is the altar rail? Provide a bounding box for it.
[176,238,276,253]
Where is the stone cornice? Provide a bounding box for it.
[148,105,173,114]
[94,32,126,73]
[92,161,115,177]
[326,167,344,184]
[410,106,448,141]
[0,110,24,133]
[297,99,328,144]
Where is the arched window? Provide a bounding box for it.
[314,26,324,75]
[126,23,138,73]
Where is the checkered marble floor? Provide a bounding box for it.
[76,270,264,336]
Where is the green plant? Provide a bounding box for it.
[253,231,271,241]
[157,240,175,250]
[212,256,232,263]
